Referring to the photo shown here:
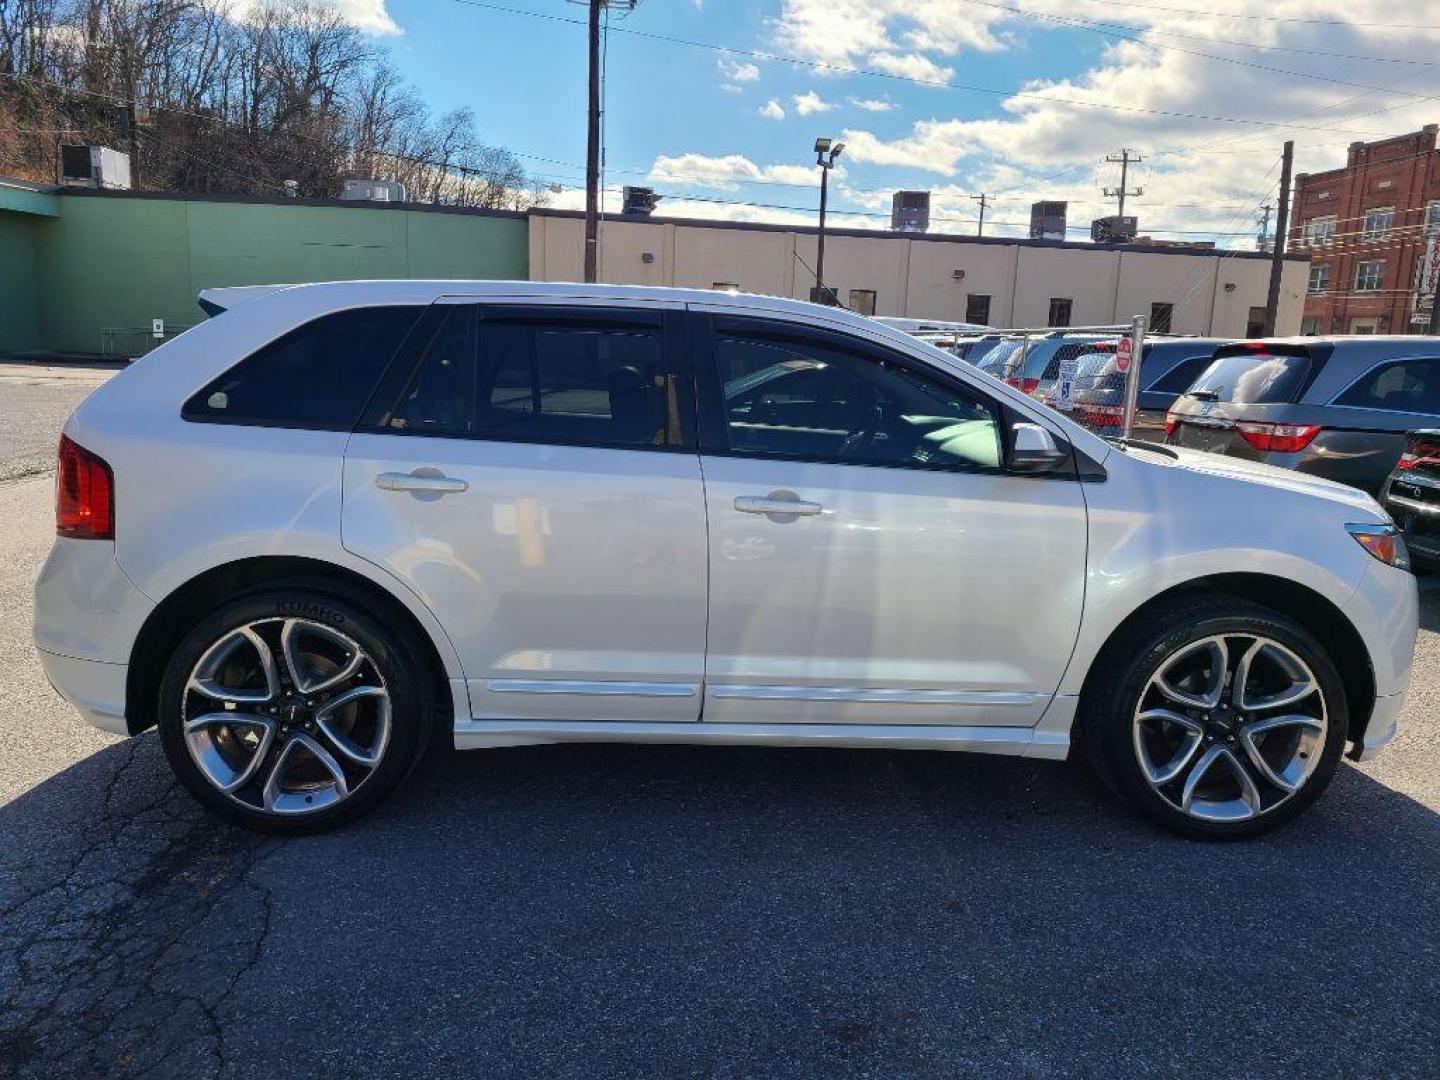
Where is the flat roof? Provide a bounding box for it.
[531,207,1304,262]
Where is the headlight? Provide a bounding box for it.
[1346,523,1410,571]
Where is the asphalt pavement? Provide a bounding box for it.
[1,363,1438,1078]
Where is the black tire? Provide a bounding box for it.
[157,580,434,835]
[1079,596,1349,839]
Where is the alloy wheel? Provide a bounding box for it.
[1132,633,1327,823]
[182,618,391,816]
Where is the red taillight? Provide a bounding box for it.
[1165,412,1179,436]
[56,435,114,539]
[1234,422,1322,454]
[1396,435,1440,471]
[1020,378,1040,394]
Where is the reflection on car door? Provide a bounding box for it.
[692,310,1088,729]
[341,300,708,723]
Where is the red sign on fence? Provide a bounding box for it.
[1116,336,1134,374]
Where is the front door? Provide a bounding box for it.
[342,300,708,723]
[694,312,1088,728]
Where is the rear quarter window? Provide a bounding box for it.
[184,306,422,429]
[1333,357,1440,413]
[1186,351,1312,405]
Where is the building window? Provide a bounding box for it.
[965,294,992,325]
[1246,306,1267,337]
[1047,298,1073,328]
[1300,216,1336,247]
[1355,260,1386,292]
[1300,315,1322,336]
[1149,302,1174,335]
[1362,207,1395,241]
[1308,264,1331,294]
[712,282,740,293]
[848,289,878,316]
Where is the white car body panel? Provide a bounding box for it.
[32,280,1416,771]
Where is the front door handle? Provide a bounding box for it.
[376,470,468,495]
[734,492,823,517]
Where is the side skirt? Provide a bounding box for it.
[452,718,1072,759]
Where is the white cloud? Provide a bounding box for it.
[793,90,835,117]
[649,152,837,191]
[866,52,953,84]
[718,57,761,83]
[229,0,400,34]
[773,0,1007,73]
[759,99,786,121]
[848,97,897,113]
[719,84,743,94]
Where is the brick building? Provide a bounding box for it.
[1292,124,1440,335]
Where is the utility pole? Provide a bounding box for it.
[1257,203,1273,252]
[1103,148,1144,219]
[1264,140,1295,336]
[583,0,602,283]
[972,193,991,237]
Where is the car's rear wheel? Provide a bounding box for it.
[1082,597,1348,838]
[157,585,433,834]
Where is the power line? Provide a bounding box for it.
[444,0,1418,138]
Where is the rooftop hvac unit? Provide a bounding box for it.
[1091,215,1138,244]
[59,145,131,190]
[623,186,662,216]
[892,191,931,233]
[340,179,407,203]
[1029,200,1067,240]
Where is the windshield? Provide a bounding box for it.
[1185,351,1312,405]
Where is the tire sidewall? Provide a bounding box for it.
[157,588,427,835]
[1095,605,1349,839]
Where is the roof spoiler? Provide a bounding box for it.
[197,284,295,318]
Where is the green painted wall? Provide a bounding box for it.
[23,194,528,354]
[0,212,40,352]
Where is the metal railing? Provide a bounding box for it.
[100,325,195,360]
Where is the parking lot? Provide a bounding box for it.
[2,363,1439,1078]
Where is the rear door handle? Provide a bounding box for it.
[734,493,823,517]
[376,471,468,494]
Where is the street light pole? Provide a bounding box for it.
[813,137,844,304]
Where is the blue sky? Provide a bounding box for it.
[342,0,1440,245]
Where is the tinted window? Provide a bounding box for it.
[1334,358,1440,414]
[965,294,992,325]
[1149,354,1215,394]
[716,330,1002,470]
[184,306,420,429]
[376,309,677,447]
[1186,352,1312,405]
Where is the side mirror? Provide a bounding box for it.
[1008,422,1069,474]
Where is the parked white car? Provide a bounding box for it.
[36,282,1417,836]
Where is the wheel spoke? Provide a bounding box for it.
[1233,640,1317,712]
[188,626,278,704]
[1181,745,1262,820]
[183,712,275,792]
[262,733,350,815]
[1134,709,1203,784]
[1240,714,1326,793]
[1155,637,1227,710]
[280,619,364,695]
[314,686,391,767]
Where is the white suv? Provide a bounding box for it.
[35,282,1418,837]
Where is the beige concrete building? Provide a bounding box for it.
[529,209,1311,336]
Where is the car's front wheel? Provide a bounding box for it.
[1083,597,1348,838]
[157,584,433,834]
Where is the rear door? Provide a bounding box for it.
[1321,354,1440,490]
[341,298,709,723]
[1165,343,1323,456]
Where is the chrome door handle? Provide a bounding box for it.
[734,493,823,517]
[376,471,468,494]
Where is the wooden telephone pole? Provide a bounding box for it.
[1264,141,1295,336]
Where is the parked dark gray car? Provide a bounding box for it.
[1166,336,1440,494]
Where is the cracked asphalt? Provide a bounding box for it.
[2,362,1440,1077]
